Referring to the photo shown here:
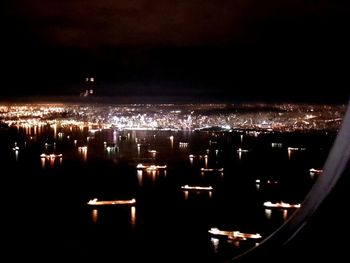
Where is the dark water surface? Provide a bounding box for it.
[1,125,335,262]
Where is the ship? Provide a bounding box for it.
[263,201,301,209]
[237,148,250,153]
[181,185,213,191]
[309,168,323,175]
[200,168,224,172]
[208,227,262,240]
[87,198,136,206]
[287,147,306,151]
[136,164,167,171]
[40,153,63,158]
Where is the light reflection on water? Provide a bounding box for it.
[137,170,143,186]
[189,156,194,165]
[151,170,156,183]
[265,209,272,220]
[288,148,292,160]
[49,157,55,167]
[92,209,98,224]
[184,190,189,200]
[3,124,332,262]
[15,150,19,162]
[283,209,288,221]
[131,206,136,228]
[169,135,174,148]
[113,130,117,143]
[211,237,220,253]
[255,183,260,191]
[41,157,45,169]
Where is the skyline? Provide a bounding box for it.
[0,102,345,132]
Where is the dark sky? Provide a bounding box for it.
[2,0,350,102]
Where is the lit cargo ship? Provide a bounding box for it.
[181,185,213,191]
[208,228,262,240]
[87,198,136,206]
[263,201,301,209]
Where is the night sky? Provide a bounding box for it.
[2,1,350,102]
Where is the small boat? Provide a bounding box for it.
[200,168,214,172]
[237,148,249,153]
[287,147,306,151]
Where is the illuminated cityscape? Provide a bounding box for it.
[0,103,344,132]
